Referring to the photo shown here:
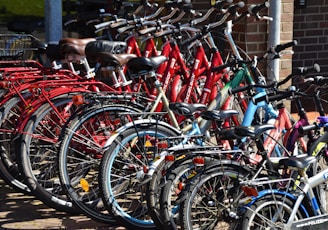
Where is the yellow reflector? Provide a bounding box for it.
[80,178,90,192]
[145,140,152,147]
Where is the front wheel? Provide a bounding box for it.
[242,195,307,230]
[58,103,141,224]
[99,123,180,229]
[179,165,249,230]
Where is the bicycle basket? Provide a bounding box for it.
[0,34,39,60]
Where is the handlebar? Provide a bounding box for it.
[212,40,298,73]
[273,40,297,53]
[233,1,271,24]
[179,2,245,46]
[189,0,232,26]
[215,0,233,10]
[248,2,269,15]
[298,123,318,135]
[292,63,320,75]
[229,62,322,101]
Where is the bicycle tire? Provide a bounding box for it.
[58,103,141,224]
[16,95,81,214]
[0,93,32,194]
[146,157,166,228]
[179,164,249,230]
[159,156,222,230]
[241,195,307,230]
[99,123,180,229]
[147,149,225,229]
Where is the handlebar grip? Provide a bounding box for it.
[228,1,245,15]
[274,40,297,53]
[267,92,290,102]
[215,0,233,10]
[180,33,201,47]
[258,90,293,104]
[230,84,250,94]
[248,2,270,16]
[211,61,233,73]
[252,94,268,105]
[293,63,320,75]
[298,124,317,135]
[314,76,328,85]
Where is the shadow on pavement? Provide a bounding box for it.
[0,179,125,229]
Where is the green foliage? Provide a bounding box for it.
[0,0,44,17]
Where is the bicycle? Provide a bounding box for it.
[240,152,328,229]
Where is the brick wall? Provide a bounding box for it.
[293,0,328,75]
[292,0,328,112]
[280,0,294,78]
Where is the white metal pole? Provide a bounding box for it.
[268,0,281,82]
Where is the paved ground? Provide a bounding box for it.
[0,179,126,230]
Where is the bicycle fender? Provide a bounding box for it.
[103,119,182,148]
[244,189,310,218]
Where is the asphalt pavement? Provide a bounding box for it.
[0,178,125,230]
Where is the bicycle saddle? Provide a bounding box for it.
[30,39,47,53]
[234,124,275,139]
[45,42,63,61]
[85,40,127,62]
[169,102,207,117]
[96,52,137,67]
[127,56,167,74]
[279,155,317,170]
[7,18,44,34]
[59,38,96,56]
[201,109,239,122]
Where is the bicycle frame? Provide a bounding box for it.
[243,158,328,229]
[14,79,115,133]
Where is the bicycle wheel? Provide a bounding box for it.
[179,164,249,230]
[159,155,224,230]
[0,93,32,194]
[58,104,141,224]
[16,95,81,214]
[99,123,180,229]
[146,157,166,228]
[241,194,307,230]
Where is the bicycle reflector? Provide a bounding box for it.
[242,186,258,197]
[72,94,84,105]
[0,81,9,88]
[193,157,205,166]
[165,155,175,161]
[158,141,169,149]
[80,178,90,192]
